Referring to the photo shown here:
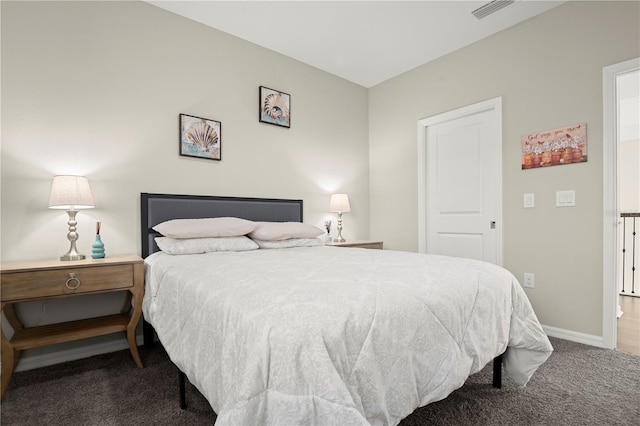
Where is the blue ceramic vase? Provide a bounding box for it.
[92,235,105,259]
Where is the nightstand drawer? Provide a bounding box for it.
[1,264,133,302]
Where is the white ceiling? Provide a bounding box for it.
[147,0,566,88]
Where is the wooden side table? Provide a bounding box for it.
[324,240,384,250]
[0,254,144,399]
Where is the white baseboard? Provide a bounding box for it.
[542,324,604,348]
[14,333,145,372]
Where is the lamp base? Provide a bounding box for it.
[59,209,86,261]
[335,211,346,243]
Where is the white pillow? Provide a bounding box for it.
[155,236,258,255]
[253,238,322,249]
[248,221,324,241]
[153,217,255,239]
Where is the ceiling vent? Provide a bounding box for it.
[471,0,515,19]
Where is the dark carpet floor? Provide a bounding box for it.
[1,337,639,425]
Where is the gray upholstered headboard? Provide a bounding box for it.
[141,193,304,258]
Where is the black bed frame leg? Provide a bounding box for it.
[492,353,503,388]
[179,370,187,409]
[143,320,155,348]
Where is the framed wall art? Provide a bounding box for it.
[179,113,221,161]
[259,86,290,128]
[521,123,587,169]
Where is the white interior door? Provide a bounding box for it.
[418,98,502,265]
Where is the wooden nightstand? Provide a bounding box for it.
[0,254,144,399]
[324,240,384,250]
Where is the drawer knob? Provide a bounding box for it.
[65,273,81,290]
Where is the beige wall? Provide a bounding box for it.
[1,0,370,264]
[1,1,368,365]
[369,1,640,336]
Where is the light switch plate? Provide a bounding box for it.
[524,193,534,208]
[556,190,576,207]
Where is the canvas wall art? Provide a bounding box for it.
[521,123,587,169]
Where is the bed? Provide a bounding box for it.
[140,192,553,426]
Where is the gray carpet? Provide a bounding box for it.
[1,337,639,425]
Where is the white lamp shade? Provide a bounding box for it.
[329,193,351,213]
[48,175,95,209]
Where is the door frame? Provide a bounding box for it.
[417,97,503,265]
[602,57,640,350]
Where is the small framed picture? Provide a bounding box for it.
[259,86,290,128]
[179,113,221,161]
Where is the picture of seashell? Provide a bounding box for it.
[259,86,290,128]
[179,113,222,161]
[186,121,219,151]
[263,93,290,120]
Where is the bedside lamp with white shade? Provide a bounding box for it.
[329,193,350,243]
[48,175,95,261]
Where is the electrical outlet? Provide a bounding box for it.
[523,273,535,288]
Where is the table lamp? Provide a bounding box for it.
[48,175,95,260]
[329,193,350,243]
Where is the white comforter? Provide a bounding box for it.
[143,246,552,425]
